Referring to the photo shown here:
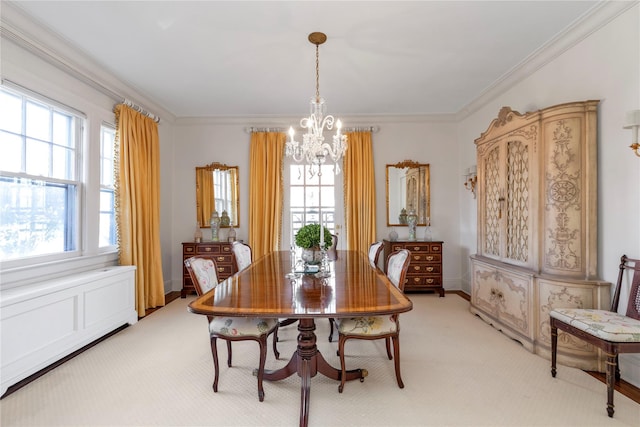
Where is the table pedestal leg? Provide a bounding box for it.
[262,318,366,427]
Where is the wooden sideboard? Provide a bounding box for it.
[181,241,234,297]
[383,239,444,296]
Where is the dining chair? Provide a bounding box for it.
[328,240,385,342]
[550,254,640,418]
[184,255,279,402]
[368,241,384,270]
[335,249,411,393]
[231,240,252,272]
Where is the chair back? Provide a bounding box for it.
[612,255,640,320]
[385,249,411,290]
[327,234,338,260]
[368,241,384,269]
[184,256,219,295]
[232,241,252,272]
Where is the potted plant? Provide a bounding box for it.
[295,223,332,265]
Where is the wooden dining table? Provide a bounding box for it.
[188,249,413,427]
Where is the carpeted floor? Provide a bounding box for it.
[1,294,638,426]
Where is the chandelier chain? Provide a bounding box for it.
[315,43,320,102]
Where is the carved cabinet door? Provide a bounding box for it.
[477,127,538,270]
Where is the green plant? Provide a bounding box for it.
[295,223,332,250]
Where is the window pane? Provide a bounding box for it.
[320,187,335,208]
[52,145,73,180]
[0,91,22,133]
[290,186,304,207]
[0,131,23,173]
[0,176,77,260]
[26,138,50,176]
[52,112,72,147]
[25,101,50,141]
[319,165,334,185]
[290,165,304,185]
[99,189,115,247]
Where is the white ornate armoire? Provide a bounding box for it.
[470,100,611,371]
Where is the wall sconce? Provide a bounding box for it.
[623,110,640,157]
[464,165,478,198]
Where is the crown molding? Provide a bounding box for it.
[456,0,638,121]
[1,2,176,123]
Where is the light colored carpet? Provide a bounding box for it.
[1,294,638,426]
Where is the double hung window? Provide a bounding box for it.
[0,86,82,261]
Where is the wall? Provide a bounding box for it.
[456,4,640,387]
[170,116,462,292]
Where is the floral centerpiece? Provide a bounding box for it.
[295,223,332,265]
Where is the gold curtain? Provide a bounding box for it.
[249,132,286,259]
[196,168,213,226]
[114,104,165,317]
[343,131,376,255]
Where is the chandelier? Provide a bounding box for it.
[285,32,347,177]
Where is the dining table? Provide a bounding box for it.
[188,249,413,427]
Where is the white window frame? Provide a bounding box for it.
[99,123,117,249]
[0,85,83,268]
[282,159,344,251]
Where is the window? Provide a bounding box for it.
[288,164,336,246]
[100,125,116,247]
[0,86,81,261]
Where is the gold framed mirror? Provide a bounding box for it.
[386,160,430,226]
[195,163,239,228]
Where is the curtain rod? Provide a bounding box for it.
[244,126,379,134]
[122,99,160,123]
[244,127,287,133]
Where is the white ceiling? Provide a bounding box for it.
[7,1,602,118]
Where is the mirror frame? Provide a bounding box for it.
[386,160,430,227]
[195,162,240,228]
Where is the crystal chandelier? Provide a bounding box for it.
[286,32,347,176]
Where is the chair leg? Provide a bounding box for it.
[272,326,280,360]
[550,324,558,378]
[338,335,347,393]
[257,336,268,402]
[392,335,404,389]
[226,340,232,367]
[605,351,617,418]
[210,336,219,392]
[385,337,393,360]
[328,318,335,342]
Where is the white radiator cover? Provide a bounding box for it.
[1,266,137,395]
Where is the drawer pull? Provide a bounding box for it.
[426,267,434,272]
[413,255,421,261]
[413,246,421,251]
[413,266,421,271]
[217,267,224,273]
[426,279,434,284]
[204,247,212,252]
[217,256,225,261]
[413,278,421,283]
[223,247,231,252]
[426,256,433,261]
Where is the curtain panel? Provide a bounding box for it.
[249,132,286,259]
[114,104,165,317]
[343,131,376,255]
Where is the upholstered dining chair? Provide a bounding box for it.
[335,249,411,393]
[550,255,640,418]
[328,240,385,342]
[184,255,279,402]
[368,241,384,270]
[231,241,252,272]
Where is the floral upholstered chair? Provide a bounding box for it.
[231,241,252,272]
[550,255,640,418]
[335,249,411,393]
[184,256,279,402]
[368,241,384,270]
